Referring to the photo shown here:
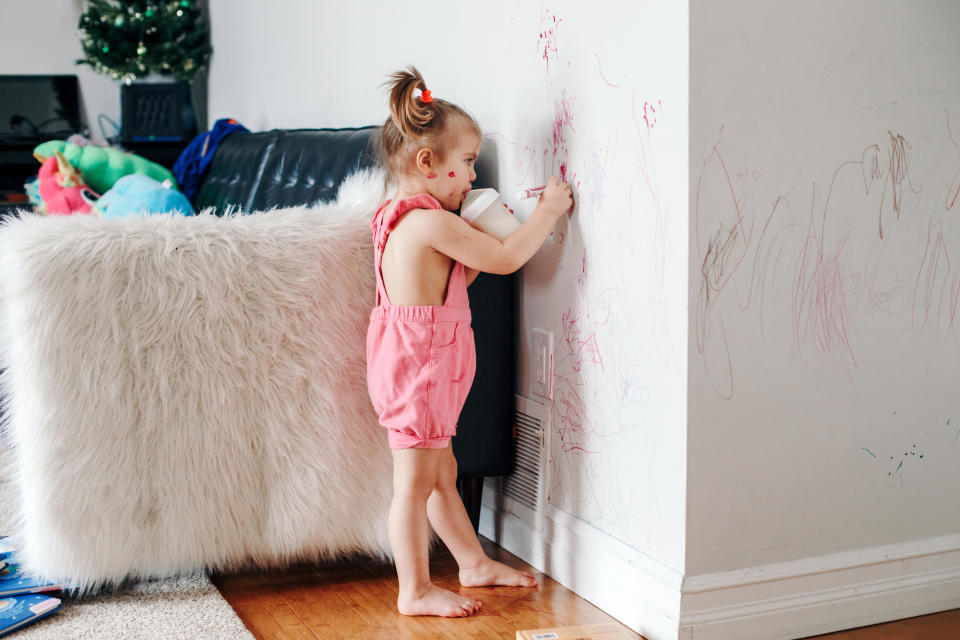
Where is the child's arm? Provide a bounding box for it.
[428,177,573,275]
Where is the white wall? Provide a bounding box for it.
[689,0,960,574]
[208,1,689,637]
[1,1,123,143]
[685,0,960,636]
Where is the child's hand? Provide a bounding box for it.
[538,176,574,218]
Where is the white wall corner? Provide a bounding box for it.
[480,493,684,640]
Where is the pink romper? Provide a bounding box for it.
[366,194,477,449]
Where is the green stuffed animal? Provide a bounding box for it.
[33,140,177,195]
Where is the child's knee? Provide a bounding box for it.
[393,463,440,499]
[394,473,435,500]
[438,452,458,488]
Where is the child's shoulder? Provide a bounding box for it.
[394,206,455,232]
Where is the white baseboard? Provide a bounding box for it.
[479,485,684,640]
[679,533,960,639]
[481,487,960,640]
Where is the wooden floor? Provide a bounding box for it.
[211,536,643,640]
[804,608,960,640]
[212,537,960,640]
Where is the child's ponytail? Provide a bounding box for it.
[387,67,433,138]
[379,66,481,181]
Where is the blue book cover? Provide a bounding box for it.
[0,595,61,637]
[0,540,17,562]
[0,563,59,597]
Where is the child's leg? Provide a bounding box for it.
[426,444,539,588]
[389,447,482,617]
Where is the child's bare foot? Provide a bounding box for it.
[397,583,482,617]
[459,559,539,588]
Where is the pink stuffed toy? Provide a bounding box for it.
[36,150,99,216]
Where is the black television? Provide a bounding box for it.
[0,75,82,141]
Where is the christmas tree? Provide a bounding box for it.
[77,0,211,83]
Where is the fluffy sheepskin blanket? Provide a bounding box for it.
[0,169,394,591]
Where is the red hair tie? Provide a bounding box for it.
[420,89,433,104]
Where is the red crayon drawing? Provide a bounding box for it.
[694,122,939,399]
[537,9,561,72]
[553,250,604,455]
[912,219,960,338]
[594,53,621,88]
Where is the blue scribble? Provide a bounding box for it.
[862,447,877,457]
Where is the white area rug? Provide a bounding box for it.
[0,448,253,639]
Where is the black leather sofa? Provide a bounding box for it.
[192,126,515,530]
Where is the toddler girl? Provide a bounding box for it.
[366,66,573,618]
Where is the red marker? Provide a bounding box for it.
[516,185,546,199]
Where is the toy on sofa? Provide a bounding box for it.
[33,140,177,195]
[93,174,194,219]
[35,151,100,216]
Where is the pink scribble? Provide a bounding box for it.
[913,219,960,337]
[552,89,576,147]
[594,53,620,88]
[483,131,518,146]
[877,131,916,239]
[947,177,960,211]
[792,225,857,372]
[553,250,604,455]
[641,99,660,129]
[550,88,576,193]
[632,90,662,204]
[789,158,866,381]
[537,9,561,72]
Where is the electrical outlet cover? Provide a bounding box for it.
[532,328,553,399]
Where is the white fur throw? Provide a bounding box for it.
[0,169,394,591]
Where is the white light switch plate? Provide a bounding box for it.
[532,328,553,399]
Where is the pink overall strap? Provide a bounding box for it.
[371,200,392,306]
[371,193,445,307]
[442,261,470,309]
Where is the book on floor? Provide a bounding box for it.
[0,540,17,562]
[0,563,60,597]
[516,622,635,640]
[0,594,61,637]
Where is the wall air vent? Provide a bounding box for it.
[503,396,546,510]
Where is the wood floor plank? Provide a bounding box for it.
[803,608,960,640]
[218,587,319,640]
[332,569,462,640]
[266,575,371,639]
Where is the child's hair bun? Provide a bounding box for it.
[387,66,433,139]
